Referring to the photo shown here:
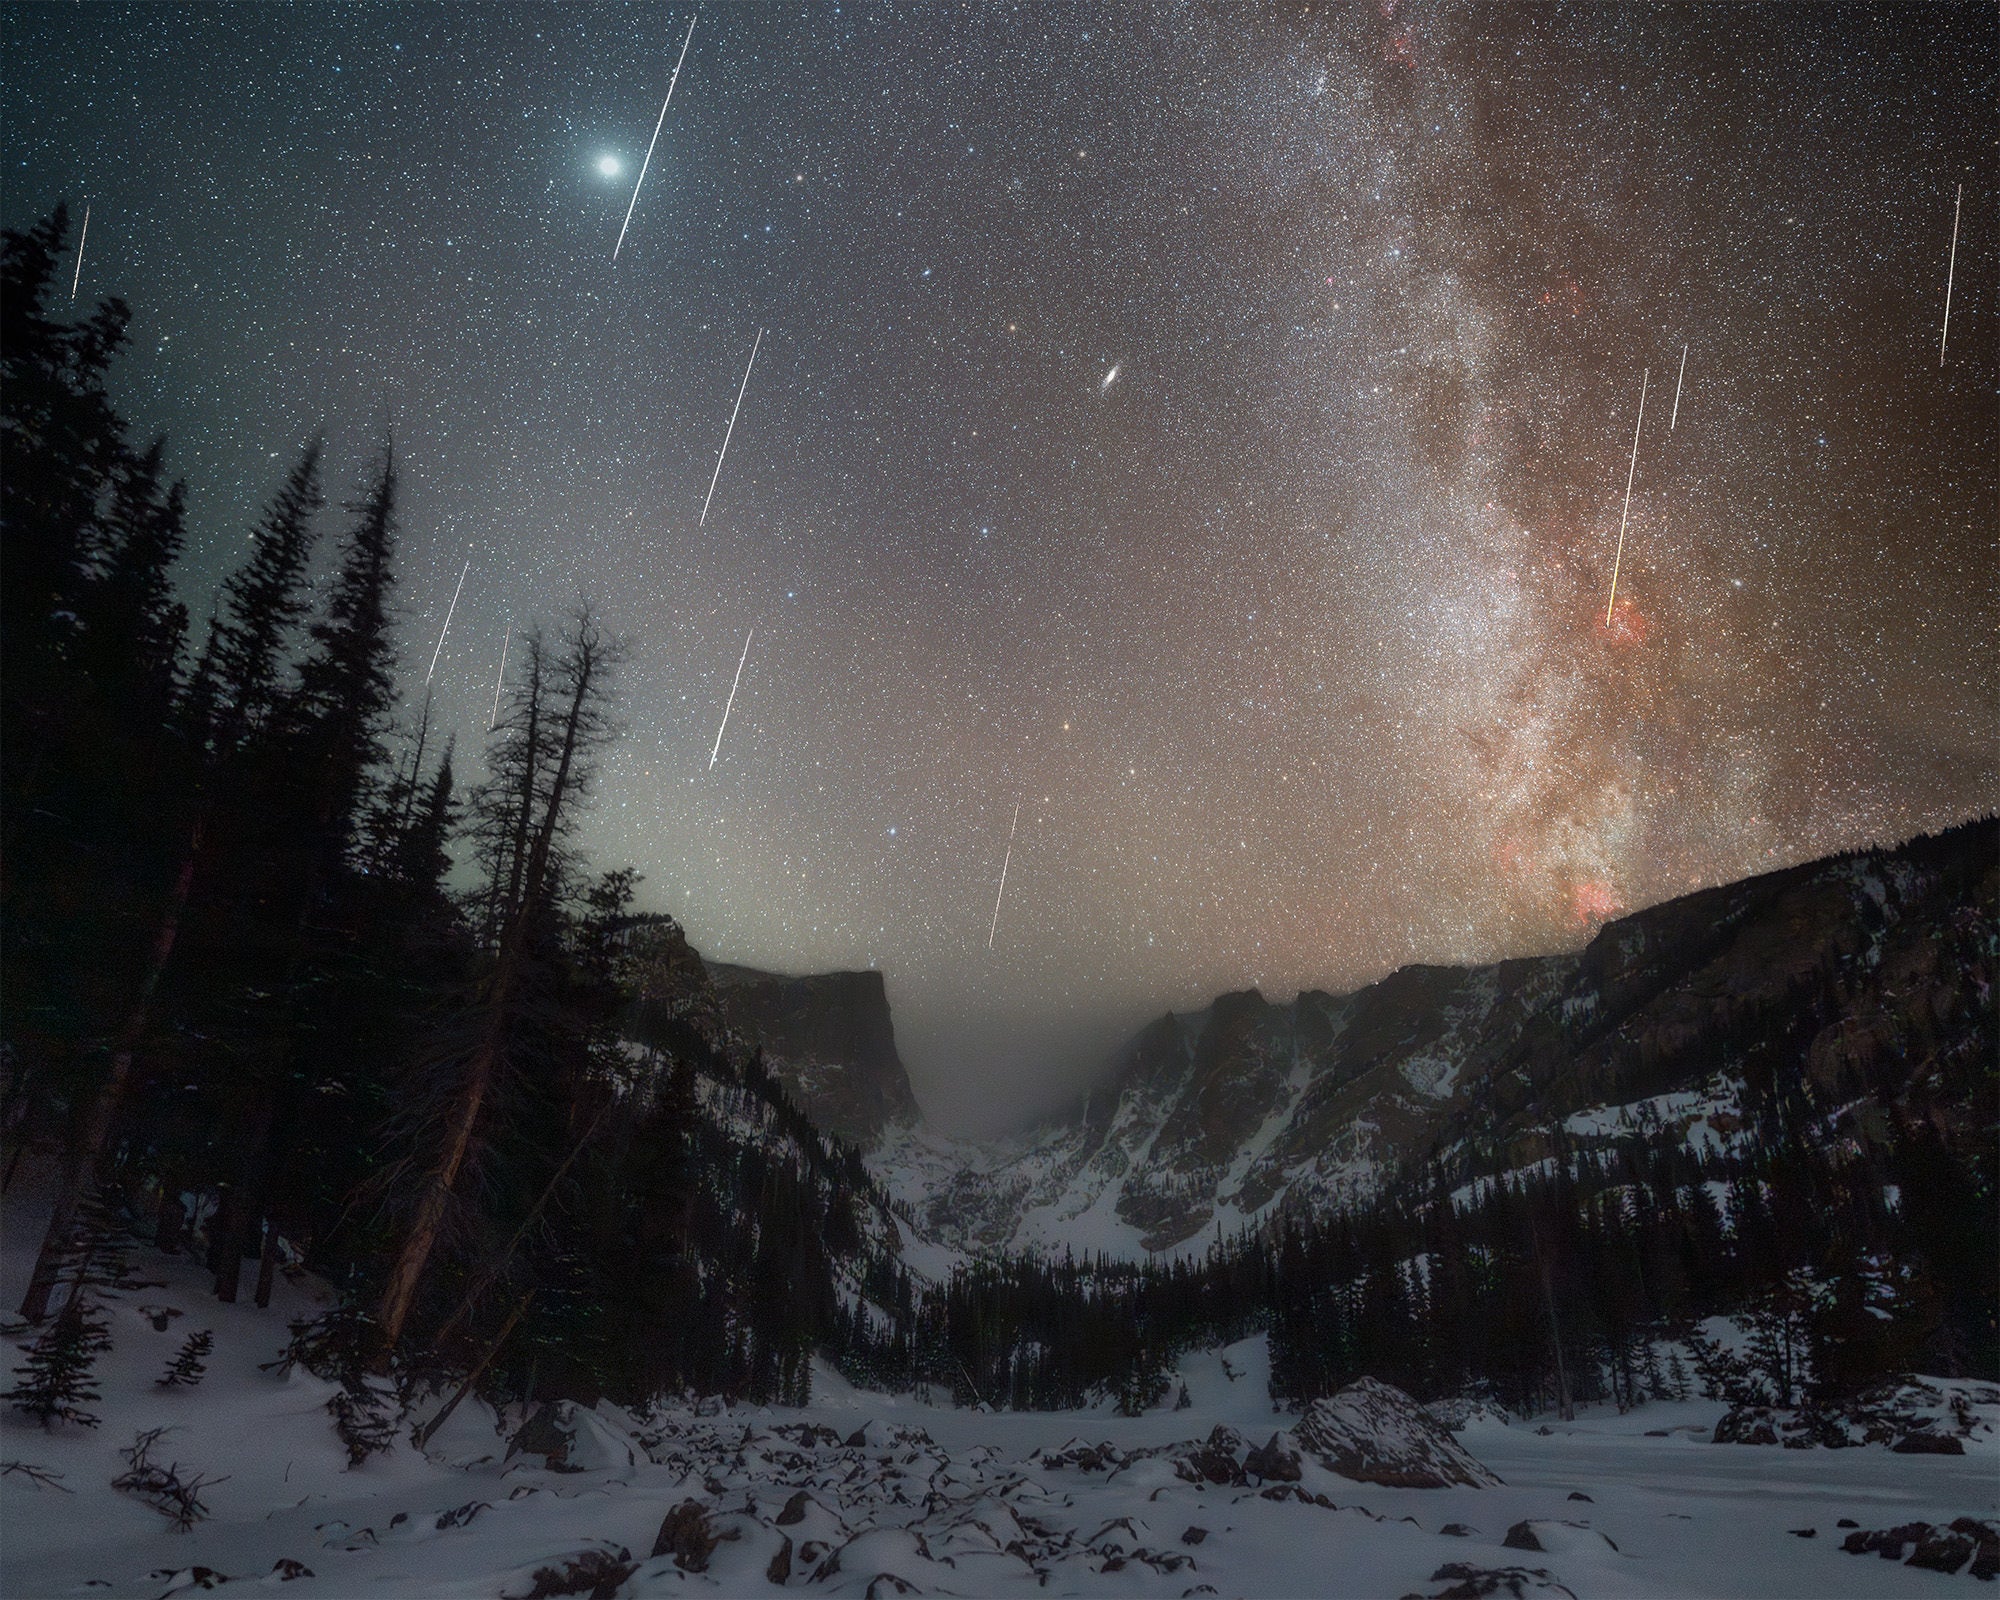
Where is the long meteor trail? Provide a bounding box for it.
[69,202,90,301]
[701,327,763,526]
[1669,343,1688,430]
[612,12,697,262]
[708,627,753,770]
[1940,182,1962,367]
[987,798,1022,951]
[489,626,511,730]
[426,556,471,683]
[1605,366,1649,628]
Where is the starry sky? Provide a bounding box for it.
[7,2,1993,1132]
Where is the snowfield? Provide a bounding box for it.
[3,1231,1996,1598]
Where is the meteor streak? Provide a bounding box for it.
[489,626,510,730]
[986,798,1021,951]
[68,202,89,301]
[1669,343,1687,430]
[426,556,471,684]
[700,326,763,526]
[612,11,697,262]
[708,627,753,770]
[1940,182,1962,367]
[1605,366,1648,629]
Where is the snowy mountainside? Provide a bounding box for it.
[871,818,1997,1260]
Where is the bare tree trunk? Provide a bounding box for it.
[374,632,599,1361]
[1530,1221,1575,1423]
[413,1289,535,1453]
[19,818,202,1322]
[431,1099,610,1350]
[254,1214,283,1308]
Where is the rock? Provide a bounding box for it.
[1908,1527,1977,1574]
[1788,1528,1815,1538]
[522,1548,636,1599]
[1502,1521,1619,1556]
[1243,1432,1303,1483]
[1040,1438,1125,1472]
[1177,1425,1246,1485]
[651,1500,724,1570]
[1297,1377,1504,1489]
[507,1402,570,1466]
[1440,1523,1477,1537]
[1837,1518,1858,1528]
[1405,1562,1579,1599]
[776,1490,814,1525]
[1712,1407,1780,1446]
[1567,1491,1593,1502]
[270,1559,314,1581]
[1840,1518,2000,1580]
[1891,1430,1965,1454]
[1181,1526,1208,1545]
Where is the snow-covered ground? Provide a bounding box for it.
[4,1225,1995,1598]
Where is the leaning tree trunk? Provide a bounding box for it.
[19,818,202,1322]
[374,637,596,1362]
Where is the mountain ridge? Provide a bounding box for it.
[872,816,1996,1259]
[622,816,1995,1265]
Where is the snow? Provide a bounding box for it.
[1563,1078,1749,1156]
[5,1218,1996,1598]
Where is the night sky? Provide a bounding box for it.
[7,3,1993,1131]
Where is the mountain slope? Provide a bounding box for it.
[875,818,1996,1258]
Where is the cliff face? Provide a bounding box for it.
[873,818,1997,1259]
[705,964,919,1148]
[617,921,920,1152]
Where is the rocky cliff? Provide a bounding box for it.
[706,964,918,1147]
[874,817,1997,1258]
[617,916,918,1151]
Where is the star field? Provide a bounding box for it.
[6,3,1992,1131]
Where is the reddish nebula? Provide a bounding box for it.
[1597,596,1651,646]
[1570,879,1623,926]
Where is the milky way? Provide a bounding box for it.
[5,3,1991,1130]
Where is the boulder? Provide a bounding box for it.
[1177,1424,1247,1485]
[1891,1430,1964,1455]
[651,1500,725,1570]
[503,1400,638,1472]
[1243,1432,1303,1483]
[1502,1521,1619,1556]
[1297,1377,1503,1488]
[1403,1564,1579,1599]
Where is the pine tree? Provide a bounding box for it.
[4,1293,111,1428]
[288,444,398,870]
[156,1329,214,1389]
[204,438,323,751]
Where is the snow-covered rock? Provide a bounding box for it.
[1297,1377,1504,1489]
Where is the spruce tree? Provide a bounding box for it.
[4,1293,111,1428]
[156,1329,214,1389]
[205,438,323,751]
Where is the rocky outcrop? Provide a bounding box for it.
[1295,1377,1503,1489]
[705,964,917,1146]
[616,914,920,1150]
